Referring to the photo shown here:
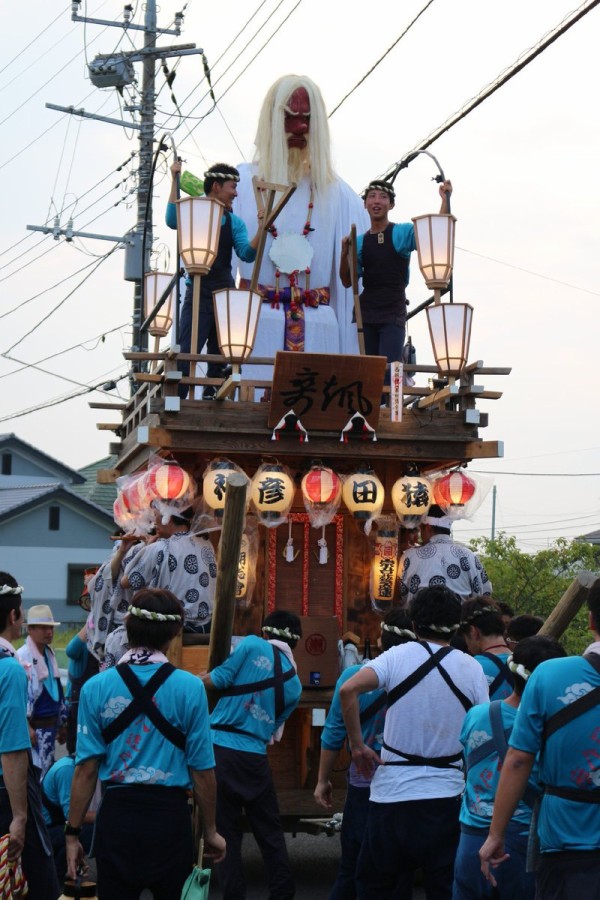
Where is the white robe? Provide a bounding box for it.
[234,165,369,384]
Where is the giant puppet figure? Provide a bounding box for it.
[235,75,369,381]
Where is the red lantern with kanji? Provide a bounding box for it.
[147,464,190,501]
[433,470,476,511]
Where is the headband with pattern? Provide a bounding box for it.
[262,625,301,641]
[128,605,182,623]
[507,655,531,681]
[204,169,240,183]
[0,584,24,596]
[425,622,460,634]
[361,181,395,201]
[381,622,416,640]
[460,606,497,627]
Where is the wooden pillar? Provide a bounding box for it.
[189,275,201,400]
[538,571,600,640]
[207,473,247,671]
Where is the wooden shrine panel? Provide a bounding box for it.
[267,513,344,628]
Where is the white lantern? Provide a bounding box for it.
[176,196,223,275]
[250,464,295,523]
[203,459,240,517]
[213,287,262,363]
[426,303,473,377]
[370,524,399,609]
[143,271,175,337]
[342,469,384,520]
[391,474,431,528]
[412,214,456,290]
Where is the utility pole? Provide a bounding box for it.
[28,1,202,392]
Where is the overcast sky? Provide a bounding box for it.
[0,0,599,550]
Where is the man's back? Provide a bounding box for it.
[400,534,492,604]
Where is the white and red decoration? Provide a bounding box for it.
[430,468,490,520]
[147,463,191,501]
[391,472,432,529]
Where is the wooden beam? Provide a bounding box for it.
[417,384,459,410]
[539,572,600,640]
[88,402,127,410]
[462,439,504,459]
[215,372,241,401]
[208,474,248,674]
[478,391,503,400]
[96,423,123,432]
[133,373,163,383]
[96,468,120,484]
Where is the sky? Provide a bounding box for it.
[0,0,599,551]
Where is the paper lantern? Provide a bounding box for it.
[176,196,223,275]
[147,464,190,501]
[391,474,432,518]
[433,470,476,510]
[302,467,341,506]
[203,460,238,517]
[370,525,399,609]
[213,287,262,362]
[121,474,153,514]
[342,469,384,520]
[143,271,174,337]
[250,464,295,522]
[426,302,473,377]
[412,213,456,290]
[113,494,133,528]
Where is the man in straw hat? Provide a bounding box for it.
[0,572,60,899]
[17,603,67,779]
[340,585,489,898]
[66,587,224,899]
[399,504,492,607]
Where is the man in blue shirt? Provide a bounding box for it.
[66,587,224,899]
[0,572,59,900]
[459,598,513,700]
[480,590,600,898]
[203,610,303,900]
[166,161,262,398]
[339,178,451,384]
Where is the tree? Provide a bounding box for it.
[469,534,600,653]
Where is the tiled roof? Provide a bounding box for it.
[0,483,114,523]
[71,456,118,513]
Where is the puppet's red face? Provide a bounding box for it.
[284,87,310,149]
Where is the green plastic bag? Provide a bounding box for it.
[180,170,204,197]
[180,866,211,900]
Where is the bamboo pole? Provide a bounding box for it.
[538,571,600,640]
[189,275,202,400]
[207,473,247,672]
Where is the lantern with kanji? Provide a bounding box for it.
[203,459,246,517]
[370,519,399,611]
[301,465,342,528]
[250,463,295,526]
[147,463,191,502]
[432,470,477,518]
[342,468,384,521]
[391,473,432,529]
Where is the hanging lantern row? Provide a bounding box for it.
[113,461,194,531]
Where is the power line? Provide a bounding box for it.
[472,470,600,477]
[457,245,600,297]
[0,258,106,320]
[0,372,130,424]
[329,0,436,118]
[0,7,67,81]
[382,0,600,182]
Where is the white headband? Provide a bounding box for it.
[381,623,416,640]
[507,655,531,681]
[423,514,454,529]
[424,623,460,634]
[128,605,182,623]
[204,169,240,182]
[0,584,24,596]
[262,625,301,641]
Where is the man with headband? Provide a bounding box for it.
[399,504,492,606]
[340,585,489,898]
[0,572,59,899]
[202,610,302,899]
[340,178,451,394]
[166,161,263,398]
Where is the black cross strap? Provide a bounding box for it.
[540,652,600,805]
[216,646,295,721]
[480,651,513,698]
[466,700,512,770]
[359,692,387,726]
[101,663,186,751]
[382,742,464,769]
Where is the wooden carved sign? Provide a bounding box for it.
[268,351,386,430]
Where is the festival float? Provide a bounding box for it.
[92,146,510,831]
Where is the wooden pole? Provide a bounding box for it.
[538,571,600,640]
[207,472,247,671]
[349,225,365,355]
[189,274,201,400]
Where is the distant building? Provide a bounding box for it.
[578,528,600,547]
[0,433,116,623]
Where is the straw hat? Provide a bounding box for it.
[26,604,61,626]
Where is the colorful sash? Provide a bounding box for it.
[239,278,329,352]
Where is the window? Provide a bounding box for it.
[1,453,11,475]
[49,506,60,531]
[66,564,99,607]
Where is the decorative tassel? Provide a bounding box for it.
[285,519,295,562]
[318,526,328,565]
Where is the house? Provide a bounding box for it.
[0,434,116,624]
[578,528,600,547]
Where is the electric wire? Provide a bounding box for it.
[0,257,110,320]
[0,8,67,79]
[0,372,131,424]
[457,246,600,297]
[471,470,600,477]
[328,0,436,118]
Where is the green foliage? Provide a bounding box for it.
[469,534,600,654]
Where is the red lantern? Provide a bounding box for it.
[122,474,155,513]
[147,464,190,501]
[433,470,476,509]
[301,467,341,507]
[113,494,134,526]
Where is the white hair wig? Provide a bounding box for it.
[253,74,336,194]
